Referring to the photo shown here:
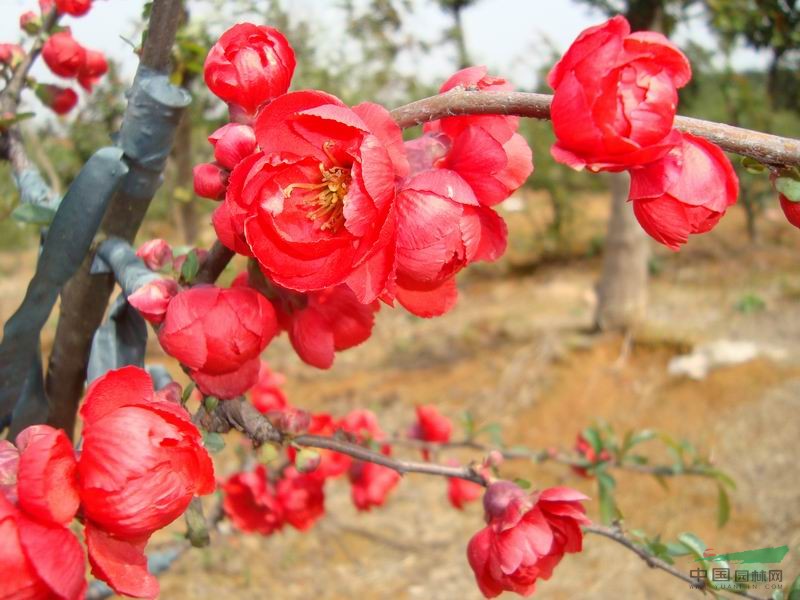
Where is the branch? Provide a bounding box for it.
[584,524,766,600]
[194,240,234,284]
[389,438,718,479]
[199,398,488,485]
[389,89,800,167]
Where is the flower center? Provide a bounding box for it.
[283,142,350,233]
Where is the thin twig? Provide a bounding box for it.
[389,89,800,167]
[584,524,767,600]
[388,437,718,479]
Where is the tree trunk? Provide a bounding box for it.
[594,172,648,331]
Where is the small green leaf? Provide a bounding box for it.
[11,203,56,225]
[716,484,731,528]
[479,423,503,446]
[677,532,707,560]
[776,177,800,203]
[180,250,200,283]
[582,426,603,454]
[513,478,531,489]
[0,112,35,129]
[741,156,767,174]
[203,396,219,413]
[202,431,225,453]
[665,541,692,557]
[181,381,195,405]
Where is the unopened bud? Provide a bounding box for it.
[294,448,321,474]
[279,409,311,435]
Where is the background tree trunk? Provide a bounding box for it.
[173,104,199,244]
[594,172,648,331]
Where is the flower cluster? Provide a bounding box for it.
[32,1,106,115]
[188,21,533,378]
[548,16,738,249]
[0,367,214,599]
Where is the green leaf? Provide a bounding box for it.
[582,426,603,454]
[180,250,199,283]
[181,381,195,405]
[708,468,737,490]
[596,470,621,524]
[677,532,707,560]
[741,156,767,174]
[665,541,692,557]
[776,177,800,202]
[479,422,503,446]
[716,484,731,528]
[513,478,531,489]
[0,112,35,129]
[11,204,56,225]
[202,431,225,453]
[203,396,219,413]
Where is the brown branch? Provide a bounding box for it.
[389,89,800,167]
[389,438,718,479]
[584,524,766,600]
[194,240,235,284]
[199,398,488,485]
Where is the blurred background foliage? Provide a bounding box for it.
[1,0,799,254]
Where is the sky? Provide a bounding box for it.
[0,0,770,116]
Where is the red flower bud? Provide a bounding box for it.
[204,23,296,115]
[78,367,215,540]
[128,278,178,325]
[278,409,311,435]
[209,123,257,170]
[193,162,229,200]
[157,286,279,398]
[19,12,40,34]
[42,30,86,78]
[35,83,78,115]
[136,238,173,271]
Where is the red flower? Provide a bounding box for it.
[572,433,612,478]
[394,170,506,317]
[223,466,284,535]
[548,16,691,172]
[229,91,407,303]
[77,48,107,91]
[276,467,325,531]
[629,132,738,249]
[348,460,401,511]
[249,360,289,414]
[136,238,173,271]
[78,367,215,538]
[42,31,86,78]
[193,162,229,200]
[157,286,278,398]
[339,408,387,442]
[275,283,379,369]
[209,123,257,170]
[448,476,483,510]
[0,43,24,66]
[467,482,590,598]
[55,0,92,16]
[35,83,78,115]
[204,23,296,115]
[128,278,179,325]
[0,494,86,600]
